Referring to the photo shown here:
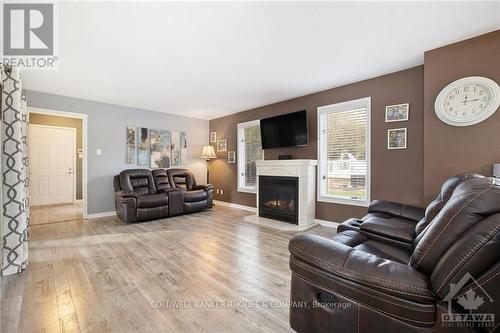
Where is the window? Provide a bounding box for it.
[317,97,370,206]
[237,120,264,193]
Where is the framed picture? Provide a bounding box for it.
[387,128,407,150]
[210,131,217,143]
[171,131,181,166]
[137,127,149,166]
[180,131,187,164]
[150,129,171,168]
[217,139,227,152]
[227,151,236,164]
[126,126,136,164]
[385,103,409,122]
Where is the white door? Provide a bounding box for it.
[29,125,76,206]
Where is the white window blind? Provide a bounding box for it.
[318,97,370,206]
[237,120,263,193]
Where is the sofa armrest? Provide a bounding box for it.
[193,184,214,191]
[115,190,137,198]
[368,200,424,222]
[289,233,433,303]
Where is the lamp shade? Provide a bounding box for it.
[494,163,500,178]
[201,145,217,160]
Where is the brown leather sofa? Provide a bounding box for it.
[167,168,214,214]
[289,176,500,333]
[337,173,483,250]
[114,168,213,222]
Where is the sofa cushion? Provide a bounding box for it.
[152,169,171,192]
[119,169,156,195]
[331,230,411,264]
[183,189,207,202]
[360,214,415,243]
[290,232,433,301]
[136,193,169,208]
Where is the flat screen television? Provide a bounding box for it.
[260,110,308,149]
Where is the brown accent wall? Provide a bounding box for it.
[423,30,500,204]
[29,113,83,200]
[210,66,424,222]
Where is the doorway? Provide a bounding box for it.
[28,111,86,225]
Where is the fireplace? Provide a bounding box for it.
[259,176,299,224]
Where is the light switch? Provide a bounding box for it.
[96,149,102,156]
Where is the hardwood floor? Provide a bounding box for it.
[1,205,336,333]
[30,203,83,226]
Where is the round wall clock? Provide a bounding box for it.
[434,76,500,127]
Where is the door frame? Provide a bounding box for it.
[28,124,77,205]
[28,107,89,218]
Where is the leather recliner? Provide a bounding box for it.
[167,168,214,214]
[289,177,500,333]
[114,169,183,222]
[337,173,484,250]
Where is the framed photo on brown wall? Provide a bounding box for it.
[210,131,217,143]
[227,151,236,164]
[387,128,407,150]
[385,103,409,122]
[217,139,227,152]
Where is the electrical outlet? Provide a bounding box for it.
[216,189,219,195]
[220,189,224,195]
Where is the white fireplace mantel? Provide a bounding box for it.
[244,159,317,231]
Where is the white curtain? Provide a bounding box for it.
[0,64,29,276]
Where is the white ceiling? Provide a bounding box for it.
[23,1,500,120]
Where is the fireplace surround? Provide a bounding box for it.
[259,176,299,224]
[244,159,317,231]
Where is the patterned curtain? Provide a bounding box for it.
[0,64,29,276]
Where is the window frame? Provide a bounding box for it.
[317,97,371,207]
[237,119,264,194]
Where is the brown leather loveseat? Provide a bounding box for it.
[289,176,500,333]
[337,173,483,250]
[167,168,214,214]
[114,168,213,222]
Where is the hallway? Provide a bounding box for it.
[30,203,83,226]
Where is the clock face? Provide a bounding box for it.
[435,76,500,127]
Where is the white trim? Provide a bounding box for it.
[75,199,83,204]
[237,119,263,194]
[314,218,340,229]
[316,97,371,207]
[28,107,89,219]
[237,187,257,194]
[214,200,256,212]
[86,211,116,219]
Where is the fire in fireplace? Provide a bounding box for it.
[259,176,299,224]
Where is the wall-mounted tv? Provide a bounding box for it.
[260,110,308,149]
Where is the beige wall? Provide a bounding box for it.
[29,113,83,200]
[423,30,500,203]
[210,66,424,222]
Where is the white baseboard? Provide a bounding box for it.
[314,219,340,230]
[214,200,257,212]
[86,211,116,219]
